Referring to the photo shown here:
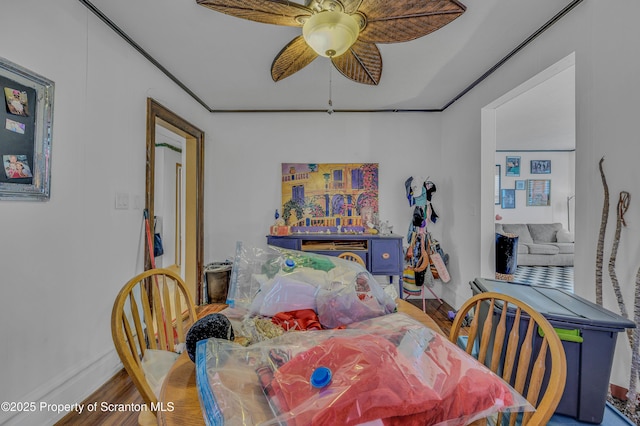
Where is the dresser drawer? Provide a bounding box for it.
[265,235,403,287]
[370,239,402,275]
[267,236,300,250]
[314,250,368,265]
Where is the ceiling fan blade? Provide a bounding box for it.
[341,0,364,15]
[357,0,466,43]
[197,0,311,27]
[332,41,382,85]
[271,36,319,82]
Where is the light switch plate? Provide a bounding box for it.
[115,192,129,209]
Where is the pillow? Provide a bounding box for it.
[501,224,533,243]
[528,223,562,243]
[556,228,575,243]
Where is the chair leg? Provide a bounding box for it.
[137,407,156,426]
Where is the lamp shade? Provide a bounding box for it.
[303,10,359,58]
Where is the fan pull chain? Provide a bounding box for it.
[327,60,334,115]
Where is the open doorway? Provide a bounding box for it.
[146,99,205,304]
[481,53,576,289]
[154,125,184,273]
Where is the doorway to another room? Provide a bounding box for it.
[146,99,205,304]
[154,125,184,274]
[482,53,576,291]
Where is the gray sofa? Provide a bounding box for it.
[495,223,574,267]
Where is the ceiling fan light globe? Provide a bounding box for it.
[303,10,359,58]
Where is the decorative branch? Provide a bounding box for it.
[608,191,632,346]
[596,157,609,306]
[627,266,640,414]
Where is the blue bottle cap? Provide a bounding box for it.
[310,366,332,388]
[284,259,295,268]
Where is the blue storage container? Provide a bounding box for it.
[471,278,636,424]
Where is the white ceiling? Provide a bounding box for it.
[82,0,580,112]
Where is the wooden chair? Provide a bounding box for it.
[449,292,567,426]
[337,251,366,267]
[111,268,197,425]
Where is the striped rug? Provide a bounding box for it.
[513,266,574,292]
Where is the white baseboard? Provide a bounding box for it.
[1,350,122,426]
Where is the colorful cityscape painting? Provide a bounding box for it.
[281,163,379,232]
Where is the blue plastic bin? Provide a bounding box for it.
[470,278,636,424]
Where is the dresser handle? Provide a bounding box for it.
[381,253,390,259]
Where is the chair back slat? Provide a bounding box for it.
[161,274,175,350]
[448,292,567,426]
[121,313,140,367]
[128,293,146,357]
[464,300,481,356]
[502,307,521,384]
[151,277,169,351]
[337,251,366,267]
[139,282,155,350]
[490,302,509,372]
[513,318,536,395]
[523,337,549,423]
[174,286,186,343]
[477,298,496,364]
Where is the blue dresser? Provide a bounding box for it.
[266,234,404,295]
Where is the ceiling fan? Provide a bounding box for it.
[196,0,466,85]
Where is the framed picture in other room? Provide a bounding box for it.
[527,179,551,206]
[515,180,526,190]
[531,160,551,174]
[501,189,516,209]
[505,156,521,177]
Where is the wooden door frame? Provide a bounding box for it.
[146,98,205,304]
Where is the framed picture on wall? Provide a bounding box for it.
[531,160,551,174]
[515,180,526,190]
[0,57,54,200]
[501,189,515,209]
[281,163,378,232]
[505,156,521,177]
[527,179,551,206]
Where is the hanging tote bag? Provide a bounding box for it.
[154,232,164,257]
[428,235,450,283]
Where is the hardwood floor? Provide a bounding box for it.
[408,298,458,337]
[54,369,142,426]
[54,298,457,426]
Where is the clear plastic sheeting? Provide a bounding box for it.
[196,313,533,426]
[227,243,396,329]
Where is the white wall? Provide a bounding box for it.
[202,112,443,262]
[0,1,214,424]
[440,0,640,389]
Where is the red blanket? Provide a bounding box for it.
[269,333,517,426]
